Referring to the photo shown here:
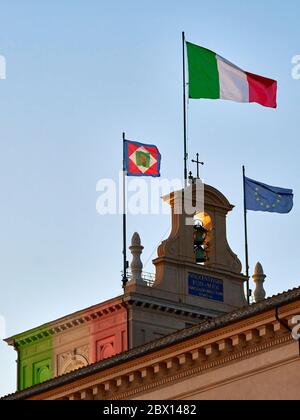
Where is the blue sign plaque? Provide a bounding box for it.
[188,273,224,302]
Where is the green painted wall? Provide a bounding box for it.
[14,325,54,391]
[8,300,127,391]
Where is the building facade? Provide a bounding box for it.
[2,181,299,400]
[2,288,300,400]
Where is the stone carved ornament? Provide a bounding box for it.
[58,345,89,375]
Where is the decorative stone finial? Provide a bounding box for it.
[129,232,144,284]
[253,262,266,303]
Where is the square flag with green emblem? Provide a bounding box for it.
[124,140,161,177]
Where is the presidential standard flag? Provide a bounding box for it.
[186,42,277,108]
[245,177,294,214]
[124,140,161,177]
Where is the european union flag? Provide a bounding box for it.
[245,177,294,214]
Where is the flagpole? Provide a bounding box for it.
[243,165,250,304]
[182,31,188,186]
[122,132,128,289]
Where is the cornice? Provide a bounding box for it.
[3,286,300,400]
[7,299,125,347]
[152,257,246,281]
[125,295,218,320]
[112,334,293,400]
[40,321,294,401]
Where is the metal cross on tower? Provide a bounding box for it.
[191,153,204,179]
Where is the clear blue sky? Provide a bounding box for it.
[0,0,299,396]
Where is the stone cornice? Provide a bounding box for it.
[204,184,235,212]
[2,286,300,400]
[124,294,219,319]
[111,334,294,401]
[5,297,125,347]
[151,256,247,282]
[34,314,296,401]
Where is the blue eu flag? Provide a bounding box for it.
[245,177,294,214]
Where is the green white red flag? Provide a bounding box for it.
[186,41,277,108]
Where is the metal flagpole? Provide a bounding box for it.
[243,165,250,304]
[122,132,128,289]
[182,32,188,186]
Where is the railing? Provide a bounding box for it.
[121,270,155,287]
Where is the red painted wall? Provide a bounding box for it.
[88,302,128,364]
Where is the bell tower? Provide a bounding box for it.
[153,180,246,308]
[125,181,247,348]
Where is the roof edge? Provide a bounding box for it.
[4,294,124,346]
[2,285,300,400]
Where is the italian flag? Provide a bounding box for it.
[186,42,277,108]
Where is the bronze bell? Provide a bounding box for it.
[194,222,207,263]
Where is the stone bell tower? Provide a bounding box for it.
[154,180,246,307]
[124,181,247,348]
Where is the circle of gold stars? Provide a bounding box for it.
[254,187,282,209]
